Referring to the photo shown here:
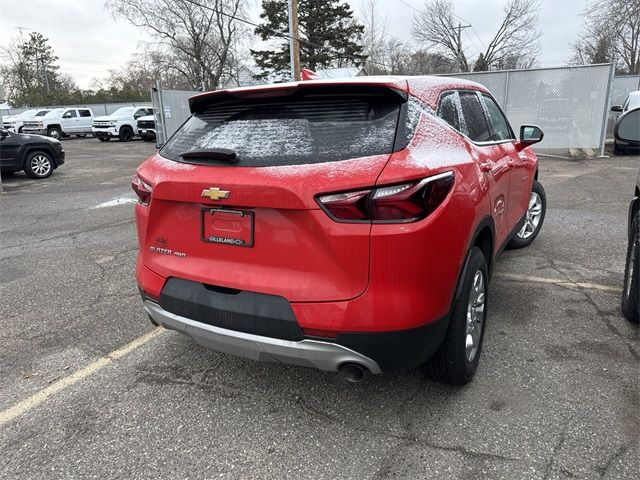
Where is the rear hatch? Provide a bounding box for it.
[138,83,408,302]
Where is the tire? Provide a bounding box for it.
[426,247,489,385]
[508,180,546,249]
[622,212,639,324]
[98,137,110,142]
[24,151,54,179]
[119,126,134,142]
[47,127,62,140]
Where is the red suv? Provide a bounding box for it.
[134,77,546,384]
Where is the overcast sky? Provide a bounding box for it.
[0,0,586,89]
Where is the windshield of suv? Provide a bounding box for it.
[161,92,403,167]
[111,107,135,117]
[43,109,64,118]
[35,110,50,117]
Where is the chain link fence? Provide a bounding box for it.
[441,64,615,154]
[607,75,640,136]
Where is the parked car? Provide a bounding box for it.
[619,108,640,323]
[136,114,156,142]
[133,77,546,385]
[0,128,65,179]
[92,106,154,142]
[22,107,94,139]
[2,109,51,133]
[612,91,640,155]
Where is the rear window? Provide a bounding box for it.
[160,93,403,167]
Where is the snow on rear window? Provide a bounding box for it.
[160,95,402,167]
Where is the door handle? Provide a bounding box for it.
[480,163,493,173]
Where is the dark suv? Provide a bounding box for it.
[0,128,65,179]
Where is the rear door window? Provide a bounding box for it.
[161,93,403,166]
[458,92,492,143]
[79,109,92,117]
[437,91,462,132]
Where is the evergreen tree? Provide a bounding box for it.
[251,0,366,79]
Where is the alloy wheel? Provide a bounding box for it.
[625,234,636,299]
[31,155,52,177]
[517,192,543,240]
[465,270,485,363]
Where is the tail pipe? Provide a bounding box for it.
[338,363,369,383]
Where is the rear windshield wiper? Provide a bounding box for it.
[179,148,238,163]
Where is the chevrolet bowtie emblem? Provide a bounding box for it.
[201,187,230,201]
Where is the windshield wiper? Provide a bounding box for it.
[179,148,238,163]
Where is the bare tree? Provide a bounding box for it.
[478,0,540,71]
[572,0,640,74]
[106,0,247,90]
[413,0,469,72]
[413,0,540,72]
[360,0,389,74]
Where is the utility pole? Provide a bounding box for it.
[288,0,301,81]
[455,23,471,72]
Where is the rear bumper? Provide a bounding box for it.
[144,300,383,373]
[138,276,449,373]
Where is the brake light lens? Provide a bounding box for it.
[131,174,152,205]
[317,172,454,223]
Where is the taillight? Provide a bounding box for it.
[317,172,454,223]
[131,174,152,206]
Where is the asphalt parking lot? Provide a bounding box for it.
[0,138,638,479]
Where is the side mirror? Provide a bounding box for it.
[614,107,640,144]
[62,113,71,119]
[519,125,544,147]
[611,105,623,113]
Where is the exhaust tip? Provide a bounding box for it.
[339,363,368,383]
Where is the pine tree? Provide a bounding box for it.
[251,0,366,79]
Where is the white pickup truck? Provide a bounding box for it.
[2,109,51,133]
[92,106,154,142]
[22,107,94,139]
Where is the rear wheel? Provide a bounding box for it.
[24,151,54,179]
[508,180,546,249]
[426,247,488,385]
[622,212,639,324]
[119,126,134,142]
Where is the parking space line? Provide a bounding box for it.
[496,273,620,293]
[0,328,163,428]
[90,197,137,209]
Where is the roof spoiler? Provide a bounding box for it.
[188,82,408,114]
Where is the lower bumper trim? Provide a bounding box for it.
[143,300,382,374]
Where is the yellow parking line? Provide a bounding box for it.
[496,273,620,293]
[0,328,163,428]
